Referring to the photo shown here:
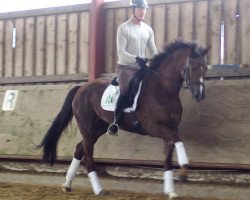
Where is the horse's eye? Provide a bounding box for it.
[201,65,206,72]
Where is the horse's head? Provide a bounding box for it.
[149,40,209,102]
[182,44,209,102]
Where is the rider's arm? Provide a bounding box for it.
[116,26,137,64]
[147,28,158,57]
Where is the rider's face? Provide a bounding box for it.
[134,7,147,21]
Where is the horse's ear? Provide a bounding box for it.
[191,43,197,52]
[201,45,211,56]
[190,43,198,57]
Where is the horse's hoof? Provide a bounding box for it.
[168,192,180,199]
[178,175,188,183]
[62,184,71,192]
[98,190,110,196]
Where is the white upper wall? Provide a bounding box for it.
[0,0,119,13]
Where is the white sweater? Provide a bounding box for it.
[116,18,158,66]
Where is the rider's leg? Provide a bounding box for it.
[107,66,137,135]
[107,93,127,135]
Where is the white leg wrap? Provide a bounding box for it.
[163,170,175,194]
[175,142,189,166]
[88,171,103,195]
[64,158,81,187]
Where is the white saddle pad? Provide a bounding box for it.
[101,82,142,112]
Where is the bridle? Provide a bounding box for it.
[145,56,207,90]
[182,57,207,90]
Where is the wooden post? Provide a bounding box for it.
[89,0,105,81]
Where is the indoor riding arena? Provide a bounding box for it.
[0,0,250,199]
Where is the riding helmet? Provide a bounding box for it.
[130,0,148,8]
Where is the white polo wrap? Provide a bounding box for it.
[163,170,175,194]
[88,171,103,195]
[175,141,189,166]
[65,158,81,187]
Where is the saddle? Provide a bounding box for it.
[101,64,149,135]
[101,65,148,112]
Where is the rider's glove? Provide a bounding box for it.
[135,57,149,70]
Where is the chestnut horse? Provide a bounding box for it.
[39,40,209,199]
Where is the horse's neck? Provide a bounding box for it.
[157,49,190,93]
[144,70,181,98]
[152,63,183,95]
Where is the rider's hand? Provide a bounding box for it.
[135,57,149,69]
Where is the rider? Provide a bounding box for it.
[107,0,158,135]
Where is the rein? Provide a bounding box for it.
[147,57,204,90]
[148,67,183,89]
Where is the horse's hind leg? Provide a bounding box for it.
[83,137,110,195]
[77,117,109,195]
[62,141,84,192]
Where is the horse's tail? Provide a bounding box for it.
[37,85,81,166]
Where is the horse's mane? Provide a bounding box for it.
[150,40,202,70]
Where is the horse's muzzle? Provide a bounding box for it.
[193,90,205,102]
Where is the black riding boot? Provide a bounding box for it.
[107,94,127,135]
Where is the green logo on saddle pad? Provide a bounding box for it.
[104,95,114,104]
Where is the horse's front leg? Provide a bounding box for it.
[163,140,180,199]
[149,128,189,181]
[175,141,189,182]
[172,129,189,182]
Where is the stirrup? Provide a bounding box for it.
[107,123,119,136]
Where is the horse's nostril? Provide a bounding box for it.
[195,92,205,102]
[193,92,203,102]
